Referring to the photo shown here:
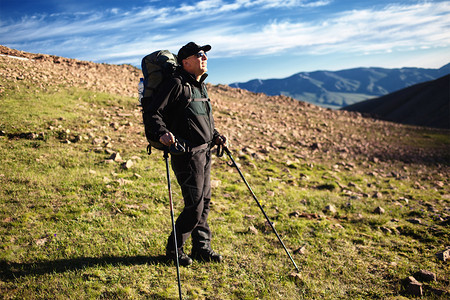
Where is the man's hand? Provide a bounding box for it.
[159,132,176,146]
[215,135,228,147]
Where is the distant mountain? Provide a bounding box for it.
[342,74,450,129]
[230,64,450,109]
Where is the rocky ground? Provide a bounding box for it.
[1,45,448,169]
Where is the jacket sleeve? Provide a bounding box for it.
[142,78,183,141]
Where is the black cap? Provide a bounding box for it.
[177,42,211,64]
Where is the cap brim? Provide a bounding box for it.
[200,45,211,52]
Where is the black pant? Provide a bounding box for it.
[167,148,212,252]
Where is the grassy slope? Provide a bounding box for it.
[0,54,449,299]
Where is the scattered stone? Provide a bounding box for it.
[290,212,321,219]
[374,206,385,214]
[248,225,258,235]
[404,276,422,296]
[288,272,303,283]
[293,245,307,255]
[372,192,383,198]
[35,238,48,246]
[89,170,96,175]
[267,190,275,197]
[398,197,409,204]
[211,180,221,188]
[407,218,422,224]
[415,270,436,282]
[289,211,301,218]
[122,160,134,170]
[436,249,450,261]
[92,138,103,145]
[380,226,392,234]
[116,178,132,185]
[110,152,122,162]
[323,204,337,214]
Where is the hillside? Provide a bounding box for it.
[230,64,450,109]
[342,75,450,129]
[1,46,449,299]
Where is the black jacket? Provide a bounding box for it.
[143,68,219,148]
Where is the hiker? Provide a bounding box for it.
[145,42,227,266]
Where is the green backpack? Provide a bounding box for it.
[140,50,190,153]
[141,50,179,99]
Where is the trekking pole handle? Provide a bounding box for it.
[216,143,226,157]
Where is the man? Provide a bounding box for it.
[145,42,226,266]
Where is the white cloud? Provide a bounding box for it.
[1,1,449,68]
[204,2,450,57]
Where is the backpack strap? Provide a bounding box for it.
[182,82,192,101]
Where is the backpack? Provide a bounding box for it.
[141,50,179,99]
[140,50,190,153]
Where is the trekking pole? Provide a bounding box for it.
[220,145,300,272]
[163,149,183,300]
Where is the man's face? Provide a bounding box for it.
[183,51,208,78]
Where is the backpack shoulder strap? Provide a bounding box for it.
[174,72,192,102]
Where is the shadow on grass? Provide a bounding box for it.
[0,255,168,281]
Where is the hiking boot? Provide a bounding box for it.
[166,248,193,266]
[191,248,223,263]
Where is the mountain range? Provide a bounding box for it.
[342,74,450,129]
[230,64,450,109]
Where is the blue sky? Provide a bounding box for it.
[1,0,449,84]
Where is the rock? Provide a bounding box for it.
[288,272,303,283]
[380,226,392,234]
[293,245,307,255]
[110,152,122,162]
[211,180,221,188]
[436,249,450,261]
[248,225,258,235]
[289,211,301,218]
[404,276,422,296]
[414,270,436,282]
[116,178,132,185]
[122,159,134,169]
[35,238,48,246]
[92,138,103,145]
[323,204,336,214]
[374,206,385,214]
[373,191,383,198]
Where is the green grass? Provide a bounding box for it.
[1,78,449,299]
